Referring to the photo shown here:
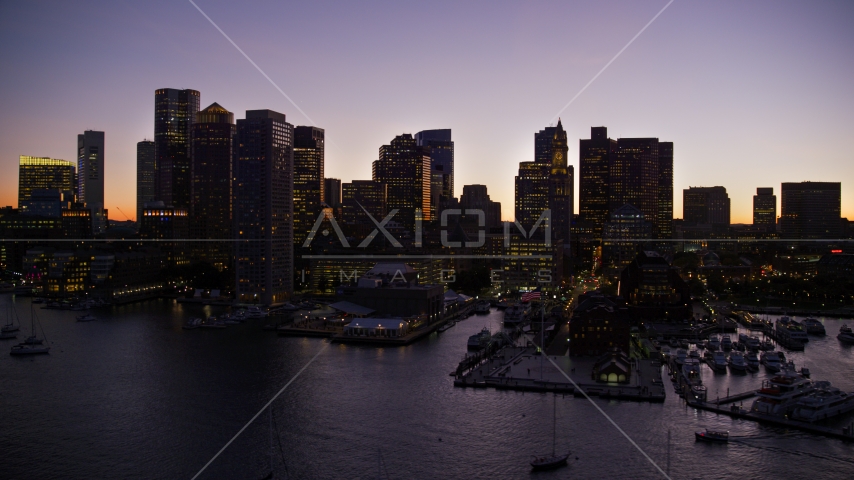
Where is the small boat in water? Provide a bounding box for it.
[721,335,733,351]
[474,300,490,314]
[183,317,202,330]
[437,321,455,333]
[802,318,826,335]
[760,351,781,373]
[530,394,570,471]
[838,325,854,345]
[10,305,50,355]
[76,314,96,322]
[712,351,728,372]
[467,327,491,351]
[729,352,747,372]
[695,429,728,443]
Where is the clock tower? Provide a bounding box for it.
[548,118,573,252]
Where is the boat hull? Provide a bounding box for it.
[530,454,569,470]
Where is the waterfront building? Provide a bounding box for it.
[190,103,235,269]
[293,126,325,246]
[753,187,776,232]
[139,203,189,268]
[136,140,155,222]
[154,88,200,208]
[372,134,432,231]
[780,182,842,239]
[335,263,443,323]
[415,129,454,211]
[234,109,294,304]
[61,207,92,240]
[817,253,854,277]
[17,156,76,208]
[0,213,63,271]
[569,292,631,357]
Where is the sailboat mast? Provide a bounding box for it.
[552,393,557,457]
[269,407,274,478]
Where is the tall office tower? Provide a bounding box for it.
[579,127,616,234]
[293,126,325,247]
[657,142,674,239]
[683,186,731,225]
[459,184,502,229]
[515,161,550,227]
[190,103,235,269]
[579,128,674,239]
[534,126,558,164]
[609,137,660,237]
[342,180,388,224]
[372,134,432,231]
[17,156,76,207]
[234,110,294,304]
[547,119,573,245]
[415,129,454,203]
[753,187,777,231]
[154,88,200,208]
[780,182,841,239]
[324,178,341,206]
[136,140,155,222]
[77,130,106,234]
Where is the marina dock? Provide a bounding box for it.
[453,346,666,402]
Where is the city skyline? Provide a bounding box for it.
[1,1,853,223]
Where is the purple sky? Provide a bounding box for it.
[1,0,852,222]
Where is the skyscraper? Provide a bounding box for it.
[547,119,573,245]
[372,134,432,231]
[753,187,776,231]
[579,127,616,235]
[578,127,673,239]
[342,180,387,225]
[190,103,235,269]
[780,182,841,239]
[293,126,325,247]
[17,156,76,207]
[415,129,454,204]
[154,88,200,208]
[234,110,294,304]
[324,178,342,207]
[683,186,731,226]
[657,142,674,240]
[514,161,550,227]
[534,126,558,164]
[136,140,155,222]
[77,130,105,233]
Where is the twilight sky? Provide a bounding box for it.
[1,0,852,223]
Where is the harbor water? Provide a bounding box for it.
[2,296,854,479]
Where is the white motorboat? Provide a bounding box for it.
[802,318,826,335]
[247,306,267,318]
[467,327,491,352]
[728,352,747,372]
[745,351,760,371]
[183,317,202,330]
[837,324,854,345]
[674,348,688,366]
[751,370,815,416]
[775,317,809,344]
[708,335,721,351]
[712,351,728,372]
[747,336,760,351]
[791,382,854,422]
[760,351,782,373]
[474,300,490,314]
[721,335,733,351]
